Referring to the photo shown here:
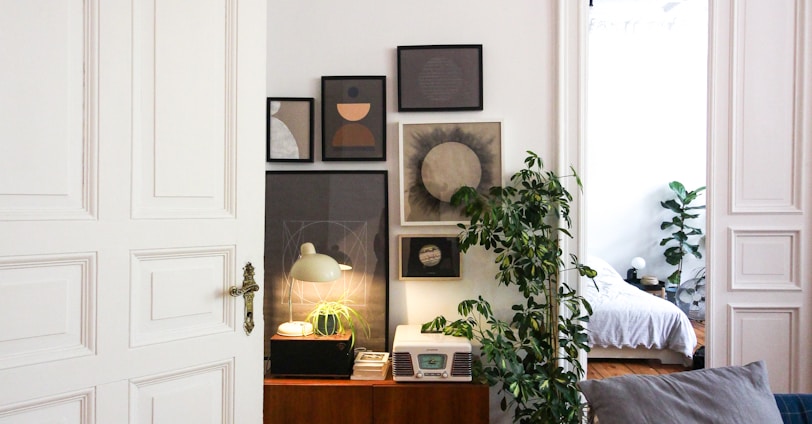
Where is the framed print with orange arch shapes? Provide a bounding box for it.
[321,76,386,161]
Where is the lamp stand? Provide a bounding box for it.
[277,279,314,336]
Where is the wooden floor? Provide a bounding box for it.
[586,320,705,380]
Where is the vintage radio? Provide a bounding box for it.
[392,324,472,382]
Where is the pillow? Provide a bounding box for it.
[773,393,812,424]
[585,256,624,281]
[579,360,783,424]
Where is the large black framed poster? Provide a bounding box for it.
[264,171,389,352]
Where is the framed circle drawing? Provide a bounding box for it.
[398,235,461,281]
[399,120,503,226]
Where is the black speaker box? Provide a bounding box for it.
[269,332,353,378]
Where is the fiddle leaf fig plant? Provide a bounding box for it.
[660,181,706,286]
[422,151,596,424]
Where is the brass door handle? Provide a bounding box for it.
[230,262,260,335]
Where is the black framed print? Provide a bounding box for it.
[264,171,389,352]
[397,44,483,112]
[398,235,461,280]
[321,76,387,161]
[266,97,314,162]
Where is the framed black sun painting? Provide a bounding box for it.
[321,76,387,161]
[399,121,503,226]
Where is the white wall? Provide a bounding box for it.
[585,0,708,283]
[267,2,561,421]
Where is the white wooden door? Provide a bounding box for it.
[0,0,267,422]
[707,0,811,392]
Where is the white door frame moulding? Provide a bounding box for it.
[556,0,589,373]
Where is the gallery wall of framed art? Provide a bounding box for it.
[264,43,496,355]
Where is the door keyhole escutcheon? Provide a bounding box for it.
[230,262,260,335]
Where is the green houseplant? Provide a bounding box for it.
[305,295,370,347]
[660,181,706,286]
[422,151,596,424]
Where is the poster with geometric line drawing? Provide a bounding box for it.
[264,171,389,352]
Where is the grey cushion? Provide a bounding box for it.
[579,360,783,424]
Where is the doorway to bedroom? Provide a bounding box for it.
[584,0,709,377]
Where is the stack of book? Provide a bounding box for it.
[350,351,390,380]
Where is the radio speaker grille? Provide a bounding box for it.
[392,352,414,376]
[451,352,472,376]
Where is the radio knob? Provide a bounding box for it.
[416,372,423,379]
[442,371,449,378]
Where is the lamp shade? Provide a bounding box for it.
[631,256,646,270]
[290,242,341,282]
[278,242,342,337]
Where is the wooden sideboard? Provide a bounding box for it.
[264,375,489,424]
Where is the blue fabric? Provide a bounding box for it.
[775,394,812,424]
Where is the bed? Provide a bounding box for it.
[583,256,697,366]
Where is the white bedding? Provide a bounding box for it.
[583,256,697,359]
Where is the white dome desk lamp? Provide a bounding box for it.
[277,242,342,337]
